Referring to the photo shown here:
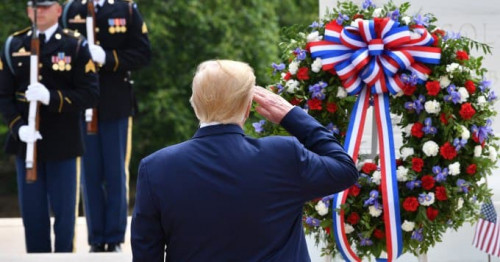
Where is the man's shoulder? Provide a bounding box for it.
[7,27,31,41]
[142,140,194,165]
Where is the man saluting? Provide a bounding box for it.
[0,0,99,253]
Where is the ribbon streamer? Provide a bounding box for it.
[310,18,441,261]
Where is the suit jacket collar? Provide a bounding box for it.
[26,27,64,55]
[193,124,245,139]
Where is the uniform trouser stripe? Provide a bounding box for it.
[72,157,81,252]
[125,117,133,204]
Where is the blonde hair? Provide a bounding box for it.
[190,60,255,124]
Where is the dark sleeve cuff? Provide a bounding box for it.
[9,116,26,140]
[280,107,313,141]
[48,89,64,113]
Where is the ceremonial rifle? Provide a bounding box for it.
[85,0,98,134]
[25,0,41,182]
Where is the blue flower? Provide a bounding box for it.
[413,14,430,27]
[479,78,492,92]
[411,228,423,242]
[309,81,328,100]
[444,84,461,104]
[389,9,400,21]
[305,216,321,227]
[326,123,340,135]
[401,72,419,86]
[276,84,284,94]
[432,166,448,183]
[443,31,461,41]
[309,21,323,28]
[471,120,494,143]
[406,180,421,190]
[362,0,375,9]
[363,190,379,206]
[336,12,350,25]
[359,234,373,246]
[488,91,497,102]
[457,179,469,193]
[422,117,437,135]
[271,62,285,74]
[453,138,468,151]
[293,48,307,61]
[252,120,266,133]
[404,95,425,114]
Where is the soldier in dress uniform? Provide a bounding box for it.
[61,0,151,252]
[0,0,99,253]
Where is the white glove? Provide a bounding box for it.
[18,125,42,143]
[89,44,106,64]
[26,82,50,105]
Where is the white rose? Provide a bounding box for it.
[489,147,497,162]
[369,205,383,217]
[439,76,451,89]
[372,8,383,18]
[311,58,322,73]
[307,31,321,43]
[458,87,469,103]
[448,162,460,176]
[315,201,329,216]
[400,147,414,160]
[460,125,470,140]
[336,87,347,98]
[401,220,415,232]
[474,145,482,157]
[421,192,435,206]
[289,61,299,75]
[425,100,441,114]
[285,80,300,94]
[457,197,464,210]
[397,166,409,182]
[371,170,381,185]
[345,223,355,234]
[477,96,488,108]
[401,16,411,25]
[446,63,460,73]
[423,141,439,157]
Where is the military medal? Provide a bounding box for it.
[108,19,116,34]
[109,18,127,34]
[52,52,72,71]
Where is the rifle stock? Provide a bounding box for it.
[25,1,41,183]
[85,0,98,134]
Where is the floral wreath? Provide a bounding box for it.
[252,0,498,260]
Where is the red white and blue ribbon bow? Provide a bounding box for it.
[309,18,441,262]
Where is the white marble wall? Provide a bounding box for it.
[309,1,500,261]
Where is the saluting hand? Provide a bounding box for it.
[253,86,294,124]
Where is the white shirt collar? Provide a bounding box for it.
[94,0,105,7]
[199,122,222,128]
[37,23,59,43]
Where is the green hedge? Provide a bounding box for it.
[0,0,318,193]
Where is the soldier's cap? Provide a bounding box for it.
[27,0,61,6]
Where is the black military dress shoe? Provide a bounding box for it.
[106,243,122,252]
[89,244,106,252]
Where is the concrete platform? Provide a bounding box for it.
[0,217,131,262]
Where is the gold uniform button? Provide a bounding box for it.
[38,75,43,81]
[96,40,100,45]
[55,33,61,40]
[18,62,22,67]
[95,28,100,33]
[39,63,43,68]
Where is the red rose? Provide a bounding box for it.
[465,80,476,94]
[327,102,338,113]
[411,122,424,138]
[425,81,441,96]
[466,164,477,175]
[421,175,435,190]
[348,185,360,197]
[435,186,448,201]
[324,227,331,235]
[440,113,449,125]
[412,157,424,172]
[307,98,322,110]
[347,212,360,225]
[403,197,419,212]
[459,103,476,120]
[283,72,292,81]
[362,162,378,174]
[402,83,417,96]
[426,207,439,221]
[456,50,469,61]
[396,158,403,166]
[297,67,310,80]
[440,142,457,160]
[290,97,302,106]
[373,229,385,239]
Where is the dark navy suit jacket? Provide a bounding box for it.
[131,107,358,262]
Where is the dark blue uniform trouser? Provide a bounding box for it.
[15,157,79,253]
[81,117,131,245]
